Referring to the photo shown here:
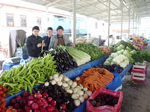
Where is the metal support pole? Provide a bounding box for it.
[108,0,110,46]
[128,8,130,39]
[120,0,123,40]
[132,13,134,37]
[72,0,76,44]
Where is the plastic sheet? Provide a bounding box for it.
[86,88,123,112]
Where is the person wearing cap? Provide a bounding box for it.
[42,27,53,51]
[26,26,45,59]
[49,26,75,50]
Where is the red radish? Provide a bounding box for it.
[38,89,43,94]
[47,105,55,112]
[37,99,44,107]
[10,99,16,105]
[33,99,38,103]
[28,95,34,100]
[17,109,23,112]
[23,99,28,105]
[34,110,40,112]
[25,105,30,109]
[25,107,32,112]
[32,90,36,94]
[22,92,29,97]
[51,100,56,107]
[34,93,42,99]
[13,103,20,109]
[53,108,59,112]
[47,97,53,102]
[40,98,47,103]
[19,99,24,106]
[43,103,48,108]
[16,95,21,101]
[60,104,66,110]
[40,107,47,112]
[59,110,66,112]
[31,103,39,110]
[28,100,34,106]
[42,93,49,98]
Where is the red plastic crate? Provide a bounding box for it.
[131,74,146,82]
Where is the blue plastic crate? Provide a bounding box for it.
[4,62,20,70]
[17,47,28,53]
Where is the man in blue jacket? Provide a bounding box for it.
[49,26,75,50]
[42,27,53,51]
[26,26,45,59]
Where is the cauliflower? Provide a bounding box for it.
[110,53,118,58]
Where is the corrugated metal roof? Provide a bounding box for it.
[22,0,150,23]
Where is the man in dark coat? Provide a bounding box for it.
[26,26,45,59]
[42,27,53,51]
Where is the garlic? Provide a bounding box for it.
[62,83,69,88]
[76,77,80,81]
[86,91,92,96]
[83,87,88,91]
[74,100,81,107]
[54,77,60,82]
[68,80,73,86]
[50,76,53,80]
[44,82,49,87]
[57,81,62,86]
[64,76,70,82]
[59,75,63,81]
[79,96,85,103]
[51,80,56,85]
[77,91,84,96]
[72,93,80,100]
[53,73,59,78]
[66,89,73,94]
[73,88,78,93]
[71,82,77,88]
[84,94,88,99]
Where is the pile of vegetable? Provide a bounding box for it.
[0,85,7,98]
[0,97,6,111]
[49,74,92,109]
[66,47,91,66]
[99,46,111,55]
[138,50,150,62]
[50,46,78,73]
[113,40,138,51]
[0,54,57,95]
[89,94,119,107]
[104,53,130,68]
[94,64,123,73]
[76,43,105,61]
[74,68,114,92]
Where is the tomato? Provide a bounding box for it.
[0,91,4,95]
[0,102,6,108]
[7,106,13,110]
[12,109,17,112]
[0,98,5,102]
[0,86,3,91]
[0,107,2,111]
[3,88,7,92]
[6,108,12,112]
[1,93,6,97]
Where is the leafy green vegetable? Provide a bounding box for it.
[139,50,150,62]
[76,43,105,61]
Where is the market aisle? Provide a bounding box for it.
[121,43,150,112]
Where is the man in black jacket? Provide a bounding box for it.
[26,26,45,59]
[42,27,53,51]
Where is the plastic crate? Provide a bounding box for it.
[4,62,20,70]
[17,47,28,54]
[131,73,146,82]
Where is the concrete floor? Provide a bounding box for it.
[121,42,150,112]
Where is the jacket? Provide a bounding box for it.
[8,30,26,57]
[26,34,42,57]
[49,35,72,50]
[42,36,52,51]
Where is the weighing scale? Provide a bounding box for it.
[6,57,21,64]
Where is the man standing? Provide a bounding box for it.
[26,26,45,59]
[49,26,75,50]
[42,27,53,51]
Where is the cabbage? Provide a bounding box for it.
[110,53,118,58]
[126,47,132,51]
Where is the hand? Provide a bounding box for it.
[70,44,75,47]
[37,43,42,47]
[42,43,45,47]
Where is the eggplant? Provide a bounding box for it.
[59,63,65,69]
[73,61,78,67]
[64,64,69,71]
[98,64,103,68]
[112,64,117,68]
[58,64,63,73]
